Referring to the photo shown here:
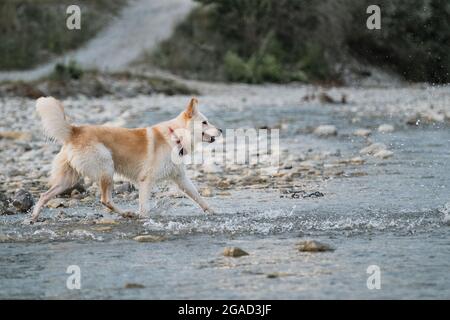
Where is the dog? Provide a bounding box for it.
[29,97,222,223]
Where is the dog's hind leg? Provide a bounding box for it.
[68,144,133,218]
[99,175,135,218]
[29,150,79,223]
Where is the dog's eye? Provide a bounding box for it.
[202,121,207,125]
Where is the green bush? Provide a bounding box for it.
[153,0,450,84]
[223,51,252,82]
[223,51,284,83]
[51,61,84,81]
[347,0,450,83]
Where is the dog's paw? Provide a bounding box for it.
[204,207,216,215]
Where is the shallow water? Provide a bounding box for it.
[1,86,450,299]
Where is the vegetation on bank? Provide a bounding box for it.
[0,0,126,70]
[152,0,450,84]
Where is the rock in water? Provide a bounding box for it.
[95,218,118,225]
[223,247,249,257]
[378,124,395,133]
[47,198,67,208]
[353,129,372,137]
[200,188,214,197]
[124,283,145,289]
[133,235,166,242]
[359,143,387,155]
[115,182,134,194]
[313,125,337,137]
[373,150,394,159]
[0,193,11,215]
[297,240,334,252]
[12,189,34,212]
[443,215,450,226]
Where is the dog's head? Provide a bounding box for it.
[179,97,222,144]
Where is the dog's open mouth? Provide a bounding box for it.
[202,133,216,143]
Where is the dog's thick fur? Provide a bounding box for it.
[30,97,221,222]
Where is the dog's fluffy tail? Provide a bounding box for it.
[36,96,72,143]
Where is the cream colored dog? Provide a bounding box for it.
[29,97,221,223]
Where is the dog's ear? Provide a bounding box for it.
[185,97,198,118]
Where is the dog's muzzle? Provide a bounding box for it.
[202,133,216,143]
[203,129,221,143]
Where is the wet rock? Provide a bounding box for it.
[115,182,134,194]
[67,199,79,207]
[91,226,112,232]
[70,189,83,199]
[203,163,221,173]
[350,156,365,165]
[47,198,67,209]
[56,210,68,219]
[378,124,395,133]
[373,150,394,159]
[223,247,249,257]
[61,183,86,197]
[298,160,320,168]
[406,111,446,125]
[443,214,450,226]
[359,143,387,155]
[353,129,371,137]
[281,190,306,199]
[8,169,25,177]
[281,190,324,199]
[0,234,12,242]
[313,125,337,137]
[266,272,292,279]
[0,193,12,215]
[304,191,324,198]
[297,240,334,252]
[421,110,445,123]
[133,235,166,242]
[95,218,118,225]
[0,202,8,215]
[80,195,96,203]
[319,92,334,103]
[12,189,34,212]
[124,283,145,289]
[70,229,97,240]
[200,188,214,197]
[406,114,421,126]
[217,180,231,189]
[0,131,32,141]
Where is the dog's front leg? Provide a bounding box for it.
[174,175,215,214]
[138,178,154,218]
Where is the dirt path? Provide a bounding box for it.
[0,0,195,82]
